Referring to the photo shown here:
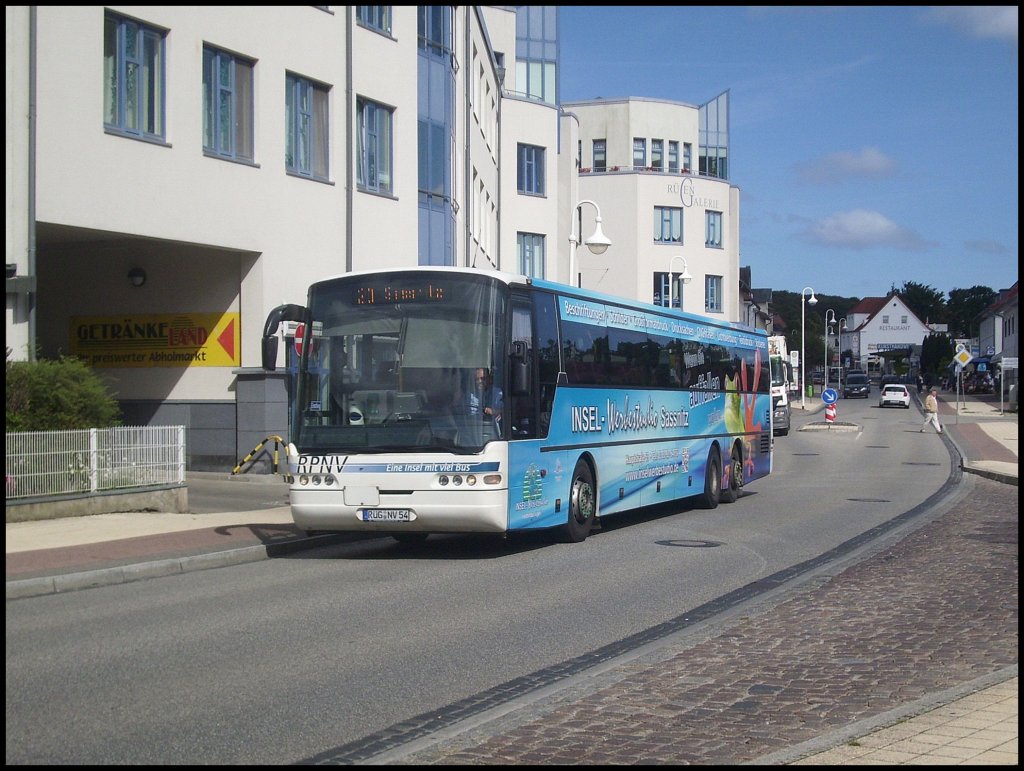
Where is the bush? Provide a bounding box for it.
[6,354,122,431]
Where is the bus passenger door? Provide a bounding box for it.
[509,299,537,439]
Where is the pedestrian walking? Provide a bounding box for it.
[921,388,942,434]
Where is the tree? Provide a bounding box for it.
[946,286,997,338]
[920,332,954,379]
[894,281,946,325]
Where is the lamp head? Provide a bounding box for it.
[808,293,818,306]
[128,267,147,288]
[584,218,611,255]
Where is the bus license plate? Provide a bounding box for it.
[359,508,413,522]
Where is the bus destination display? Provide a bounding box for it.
[355,283,446,305]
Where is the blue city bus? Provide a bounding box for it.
[262,267,772,543]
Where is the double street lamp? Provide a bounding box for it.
[568,199,611,288]
[669,255,693,309]
[800,286,818,409]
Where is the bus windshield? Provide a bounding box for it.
[293,272,507,454]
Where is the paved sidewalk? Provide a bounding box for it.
[6,391,1018,765]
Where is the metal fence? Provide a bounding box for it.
[5,425,186,500]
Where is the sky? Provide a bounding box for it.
[558,6,1018,300]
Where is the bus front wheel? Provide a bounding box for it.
[699,449,721,510]
[563,459,596,543]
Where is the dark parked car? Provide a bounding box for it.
[843,373,871,398]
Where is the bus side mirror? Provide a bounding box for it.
[262,336,279,372]
[511,340,530,396]
[262,303,307,371]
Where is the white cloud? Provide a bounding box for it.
[803,209,933,251]
[794,147,897,185]
[924,7,1019,46]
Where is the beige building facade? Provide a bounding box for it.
[6,6,745,469]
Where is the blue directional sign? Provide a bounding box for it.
[822,387,839,404]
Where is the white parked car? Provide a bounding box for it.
[879,383,911,409]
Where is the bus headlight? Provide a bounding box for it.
[438,475,449,486]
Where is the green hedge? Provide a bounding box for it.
[6,355,122,431]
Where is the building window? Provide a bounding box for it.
[882,315,890,324]
[514,5,557,105]
[103,12,166,140]
[699,90,730,180]
[286,74,330,180]
[653,272,684,308]
[901,315,908,324]
[683,142,692,171]
[593,139,606,172]
[357,5,392,35]
[418,5,452,58]
[202,47,254,162]
[651,139,663,170]
[706,275,723,313]
[357,97,393,193]
[633,138,646,169]
[518,233,545,277]
[654,207,682,244]
[668,141,679,172]
[705,210,723,248]
[517,144,545,195]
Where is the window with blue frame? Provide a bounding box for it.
[706,275,723,313]
[706,210,723,248]
[653,272,684,308]
[593,139,606,172]
[668,141,679,172]
[357,97,393,193]
[357,6,392,35]
[286,74,330,180]
[518,233,545,277]
[633,138,646,169]
[103,12,166,140]
[517,144,545,195]
[654,206,682,244]
[203,47,254,162]
[651,139,663,170]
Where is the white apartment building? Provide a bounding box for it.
[567,94,740,320]
[6,6,745,470]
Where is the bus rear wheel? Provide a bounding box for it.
[720,445,742,504]
[562,459,596,543]
[698,449,721,510]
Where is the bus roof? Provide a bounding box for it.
[308,266,765,341]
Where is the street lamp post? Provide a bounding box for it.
[568,199,611,288]
[800,286,818,409]
[669,255,693,310]
[824,309,838,390]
